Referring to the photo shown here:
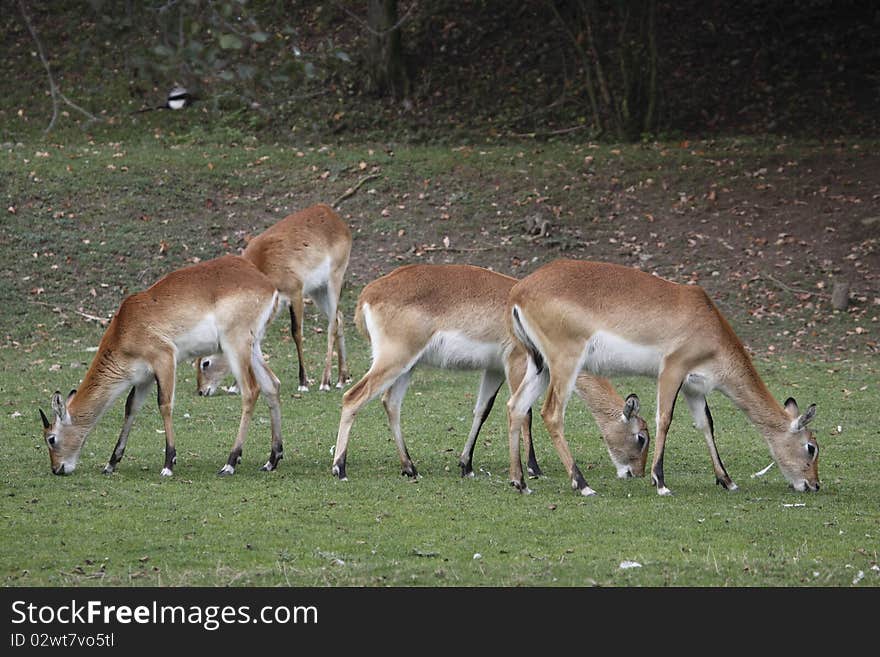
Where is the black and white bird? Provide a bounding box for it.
[165,86,189,110]
[132,86,192,114]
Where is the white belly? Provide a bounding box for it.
[174,316,221,361]
[419,331,504,371]
[583,330,662,377]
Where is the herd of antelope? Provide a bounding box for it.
[39,203,820,495]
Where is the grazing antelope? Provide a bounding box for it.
[197,204,352,395]
[506,258,819,496]
[39,255,284,477]
[330,264,649,481]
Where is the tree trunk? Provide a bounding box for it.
[367,0,409,98]
[550,0,658,141]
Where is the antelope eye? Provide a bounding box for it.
[200,359,211,370]
[46,434,57,447]
[806,443,818,459]
[636,432,648,449]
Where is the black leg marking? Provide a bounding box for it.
[571,463,589,491]
[333,453,347,480]
[704,401,734,489]
[526,409,543,477]
[124,386,136,415]
[401,447,418,478]
[479,387,500,425]
[164,445,177,471]
[510,477,529,493]
[460,384,501,477]
[220,446,242,474]
[105,387,137,473]
[261,443,283,471]
[653,380,682,491]
[652,454,666,490]
[290,306,307,388]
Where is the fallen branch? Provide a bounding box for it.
[508,124,588,139]
[18,0,100,133]
[331,173,381,208]
[760,272,830,299]
[415,245,496,254]
[73,308,110,325]
[29,298,110,325]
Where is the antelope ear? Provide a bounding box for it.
[789,403,817,432]
[51,390,73,423]
[51,391,66,418]
[622,394,640,421]
[67,389,77,403]
[39,408,51,429]
[783,397,799,420]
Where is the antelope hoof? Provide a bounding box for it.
[717,477,739,491]
[260,461,276,472]
[297,385,309,392]
[160,467,173,477]
[217,464,235,476]
[579,485,597,497]
[401,464,418,478]
[331,463,347,481]
[460,462,474,478]
[319,383,331,392]
[102,464,115,475]
[510,479,532,494]
[656,486,673,496]
[527,465,543,478]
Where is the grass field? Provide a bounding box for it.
[1,132,878,587]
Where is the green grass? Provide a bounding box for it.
[1,134,878,587]
[2,319,878,587]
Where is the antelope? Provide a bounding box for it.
[39,255,284,477]
[505,258,820,496]
[197,204,352,395]
[330,264,650,481]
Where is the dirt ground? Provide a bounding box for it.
[329,141,878,361]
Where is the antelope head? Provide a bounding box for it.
[196,355,231,397]
[771,397,820,492]
[40,390,85,475]
[606,393,650,478]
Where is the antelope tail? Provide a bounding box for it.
[354,300,370,344]
[511,305,545,374]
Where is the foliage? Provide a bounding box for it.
[3,1,877,143]
[547,0,658,141]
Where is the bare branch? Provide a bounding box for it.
[508,124,588,139]
[28,299,110,326]
[330,0,417,37]
[760,272,830,300]
[332,173,382,208]
[18,0,100,133]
